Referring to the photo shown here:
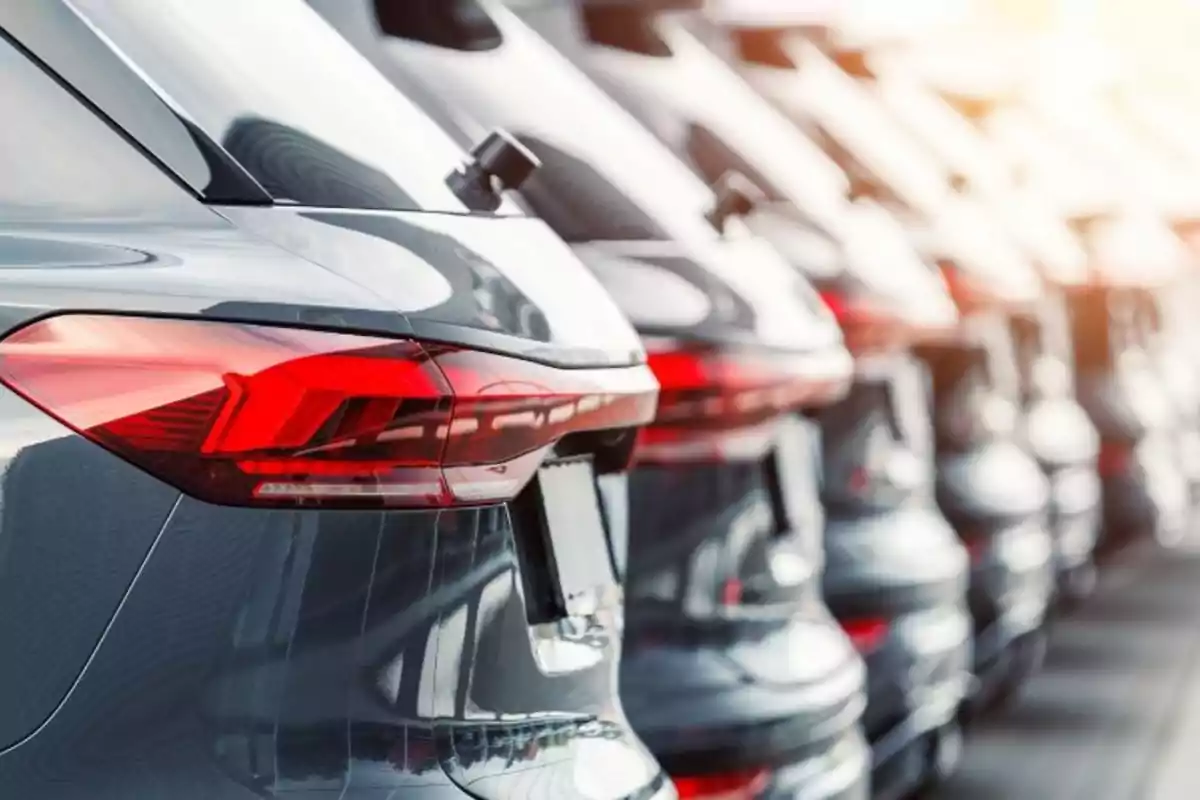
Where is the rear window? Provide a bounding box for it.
[374,0,503,51]
[686,123,789,204]
[579,4,674,58]
[68,0,499,214]
[517,136,672,242]
[799,44,951,214]
[0,30,194,219]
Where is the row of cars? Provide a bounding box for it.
[0,0,1194,799]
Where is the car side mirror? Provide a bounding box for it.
[447,129,540,212]
[706,171,765,233]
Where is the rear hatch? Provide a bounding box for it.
[309,0,866,774]
[918,320,1049,529]
[0,3,671,799]
[817,355,968,612]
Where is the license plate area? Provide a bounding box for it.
[509,458,616,623]
[765,416,823,538]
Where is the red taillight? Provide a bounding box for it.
[673,768,770,799]
[0,314,658,508]
[635,342,848,464]
[1097,440,1133,478]
[939,259,1036,315]
[937,260,981,314]
[818,289,921,355]
[963,538,988,565]
[840,618,889,654]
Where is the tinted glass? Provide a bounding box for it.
[374,0,503,50]
[0,30,194,219]
[686,122,789,203]
[518,136,672,242]
[795,41,951,213]
[70,0,498,214]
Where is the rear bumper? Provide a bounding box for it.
[628,658,867,779]
[869,692,964,800]
[862,616,971,800]
[968,519,1055,672]
[821,506,971,794]
[1051,506,1101,574]
[858,605,973,748]
[1101,440,1190,549]
[1046,465,1102,574]
[762,726,871,800]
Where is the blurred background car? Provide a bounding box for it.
[758,26,1104,604]
[308,1,884,796]
[873,23,1198,556]
[508,3,982,797]
[530,0,1054,739]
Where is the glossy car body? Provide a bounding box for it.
[1010,299,1103,599]
[918,62,1194,552]
[0,2,675,798]
[808,40,1103,599]
[1071,283,1189,553]
[1139,286,1200,539]
[309,1,872,797]
[817,355,972,800]
[507,4,973,796]
[915,324,1053,714]
[1007,56,1200,550]
[683,12,1056,714]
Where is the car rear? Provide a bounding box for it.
[0,3,672,799]
[808,37,1103,601]
[309,2,874,797]
[917,321,1055,714]
[803,240,970,799]
[1009,299,1103,601]
[817,355,972,800]
[713,15,1056,718]
[515,4,972,794]
[918,55,1195,555]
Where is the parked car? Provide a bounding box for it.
[1020,51,1200,543]
[508,2,977,797]
[310,1,875,797]
[909,48,1195,552]
[791,36,1103,601]
[563,3,1053,720]
[0,2,677,798]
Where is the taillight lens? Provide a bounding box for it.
[938,260,986,314]
[963,537,989,565]
[0,314,658,508]
[635,341,848,464]
[819,289,902,355]
[1097,440,1133,478]
[673,768,770,800]
[840,618,889,654]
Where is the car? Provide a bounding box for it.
[506,2,978,797]
[1014,44,1200,547]
[0,2,676,798]
[912,47,1195,553]
[549,1,1056,723]
[734,22,1056,716]
[309,1,875,797]
[793,35,1103,602]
